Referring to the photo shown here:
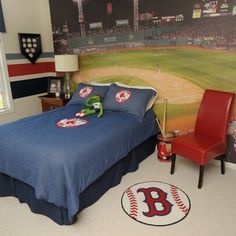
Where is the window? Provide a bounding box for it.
[0,33,13,114]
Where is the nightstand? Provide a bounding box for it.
[39,95,70,112]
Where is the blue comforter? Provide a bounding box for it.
[0,104,157,222]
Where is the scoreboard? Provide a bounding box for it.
[193,0,236,18]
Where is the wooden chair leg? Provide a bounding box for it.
[198,165,204,189]
[170,153,176,175]
[221,155,225,175]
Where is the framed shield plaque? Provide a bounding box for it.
[18,33,42,64]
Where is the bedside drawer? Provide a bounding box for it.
[42,102,62,112]
[39,96,70,112]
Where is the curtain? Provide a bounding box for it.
[0,35,6,110]
[0,0,6,32]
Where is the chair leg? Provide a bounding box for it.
[221,155,225,175]
[198,165,204,189]
[170,153,176,175]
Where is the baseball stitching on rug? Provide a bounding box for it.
[170,185,189,214]
[126,188,138,219]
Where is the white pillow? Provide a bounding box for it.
[89,81,112,86]
[115,82,158,111]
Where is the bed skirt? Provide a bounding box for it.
[0,135,157,225]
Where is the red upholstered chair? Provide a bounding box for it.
[170,89,235,188]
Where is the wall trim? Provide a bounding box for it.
[6,52,54,60]
[7,58,55,65]
[8,62,55,77]
[10,72,56,81]
[10,76,51,99]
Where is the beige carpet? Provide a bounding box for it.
[0,153,236,236]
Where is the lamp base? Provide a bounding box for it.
[64,93,71,99]
[63,72,72,99]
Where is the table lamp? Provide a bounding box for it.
[54,54,79,99]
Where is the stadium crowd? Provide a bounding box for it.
[86,25,132,36]
[52,15,236,52]
[154,16,236,48]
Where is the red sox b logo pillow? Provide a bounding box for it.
[121,181,191,226]
[67,83,108,106]
[116,90,131,103]
[103,84,156,121]
[79,86,93,98]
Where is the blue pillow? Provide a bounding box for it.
[67,83,108,106]
[103,84,156,121]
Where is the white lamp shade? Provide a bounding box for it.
[54,55,79,72]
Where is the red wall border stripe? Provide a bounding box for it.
[8,62,55,77]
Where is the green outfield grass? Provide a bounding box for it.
[153,102,199,121]
[80,48,236,92]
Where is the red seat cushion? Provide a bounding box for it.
[172,133,226,165]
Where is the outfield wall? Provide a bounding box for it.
[69,32,204,51]
[70,32,144,48]
[69,34,236,52]
[69,26,177,50]
[144,39,188,47]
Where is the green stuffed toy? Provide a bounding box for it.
[76,96,103,118]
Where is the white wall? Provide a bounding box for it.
[0,0,54,124]
[1,0,53,53]
[0,93,45,124]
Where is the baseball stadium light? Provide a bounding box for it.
[73,0,86,37]
[133,0,139,32]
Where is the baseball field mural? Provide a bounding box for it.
[49,0,236,132]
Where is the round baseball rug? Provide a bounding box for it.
[121,181,191,226]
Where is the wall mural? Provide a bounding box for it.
[49,0,236,135]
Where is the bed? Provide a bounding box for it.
[0,102,158,225]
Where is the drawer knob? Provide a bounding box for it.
[50,106,54,110]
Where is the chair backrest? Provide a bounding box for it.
[195,89,235,140]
